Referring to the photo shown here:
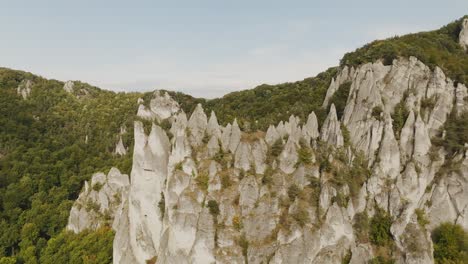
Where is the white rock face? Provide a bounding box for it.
[68,57,468,264]
[459,18,468,50]
[17,80,33,99]
[304,111,320,140]
[113,122,171,263]
[115,136,127,156]
[63,80,74,93]
[279,137,298,174]
[137,91,180,121]
[320,104,344,147]
[67,167,130,233]
[188,104,208,147]
[150,91,180,120]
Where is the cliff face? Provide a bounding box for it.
[67,54,468,263]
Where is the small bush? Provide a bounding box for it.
[238,234,249,259]
[221,173,232,189]
[196,173,209,192]
[391,98,409,139]
[288,184,301,201]
[297,147,312,166]
[415,209,429,228]
[158,192,165,219]
[292,206,309,227]
[370,208,393,246]
[368,256,395,264]
[354,212,370,243]
[262,166,273,185]
[431,222,468,263]
[329,82,352,119]
[207,200,220,217]
[372,106,383,121]
[233,215,243,230]
[92,182,103,192]
[175,162,183,171]
[269,139,284,158]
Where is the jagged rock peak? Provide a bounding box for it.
[460,18,468,50]
[67,167,130,233]
[304,111,320,139]
[137,90,180,121]
[188,103,208,147]
[207,111,221,139]
[265,125,280,146]
[322,66,353,107]
[17,79,33,99]
[115,136,127,156]
[228,118,241,153]
[63,80,74,93]
[149,90,180,120]
[320,104,344,147]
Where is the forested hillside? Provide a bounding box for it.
[0,16,467,264]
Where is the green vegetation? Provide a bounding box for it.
[238,234,249,260]
[0,68,139,260]
[268,139,284,160]
[328,82,351,119]
[207,200,220,217]
[195,173,209,192]
[370,208,393,247]
[341,16,468,84]
[203,67,338,131]
[372,106,383,121]
[291,205,309,227]
[287,184,301,202]
[431,223,468,263]
[39,227,114,264]
[391,97,410,139]
[434,111,468,155]
[0,15,467,263]
[296,146,312,166]
[368,256,395,264]
[158,193,165,219]
[353,212,370,243]
[415,209,429,228]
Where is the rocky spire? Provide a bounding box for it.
[17,79,33,99]
[265,125,280,146]
[63,80,74,93]
[279,136,298,174]
[207,111,221,139]
[149,91,180,120]
[115,136,127,156]
[188,104,208,147]
[459,18,468,50]
[67,168,129,233]
[114,122,171,263]
[303,111,320,140]
[228,119,241,153]
[320,104,344,147]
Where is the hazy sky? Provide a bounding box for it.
[1,1,467,98]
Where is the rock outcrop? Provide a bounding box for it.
[137,91,180,121]
[67,168,130,233]
[63,80,74,93]
[17,79,32,99]
[460,18,468,50]
[69,57,468,264]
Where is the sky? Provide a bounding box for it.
[1,1,467,98]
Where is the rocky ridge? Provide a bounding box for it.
[68,55,468,263]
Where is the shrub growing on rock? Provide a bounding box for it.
[431,222,468,263]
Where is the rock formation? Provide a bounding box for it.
[460,18,468,50]
[69,57,468,264]
[17,79,32,99]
